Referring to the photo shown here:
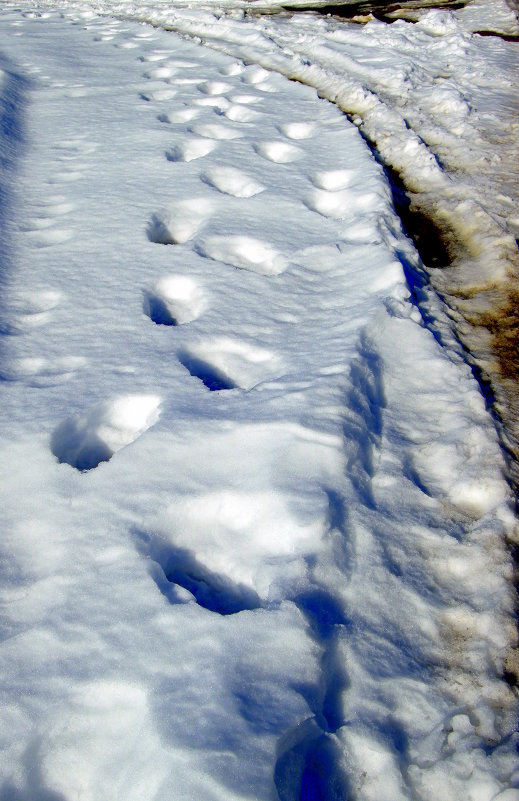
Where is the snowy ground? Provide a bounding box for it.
[0,3,518,801]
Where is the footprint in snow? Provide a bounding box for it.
[158,107,200,124]
[49,170,83,183]
[310,169,354,191]
[254,141,303,164]
[196,235,287,276]
[139,53,165,63]
[229,94,263,105]
[189,122,243,141]
[4,355,87,386]
[178,338,282,391]
[51,394,161,471]
[147,199,213,245]
[305,187,378,220]
[240,66,271,85]
[193,96,231,111]
[278,122,316,140]
[170,77,200,86]
[143,275,206,326]
[201,166,265,198]
[139,528,262,615]
[198,80,232,96]
[144,65,178,80]
[26,228,73,247]
[140,87,177,102]
[224,104,261,123]
[165,138,216,162]
[220,63,244,77]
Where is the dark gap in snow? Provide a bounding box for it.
[165,558,261,613]
[474,30,519,42]
[138,532,262,615]
[385,169,451,269]
[143,292,178,326]
[294,589,350,640]
[178,351,237,391]
[280,0,466,23]
[274,718,350,801]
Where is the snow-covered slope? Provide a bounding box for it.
[0,6,517,801]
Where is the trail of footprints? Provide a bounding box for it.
[47,35,360,480]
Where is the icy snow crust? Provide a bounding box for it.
[0,7,517,801]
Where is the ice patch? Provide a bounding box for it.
[143,275,205,326]
[196,235,288,275]
[201,166,264,198]
[254,141,302,164]
[51,394,161,471]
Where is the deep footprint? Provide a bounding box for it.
[51,394,161,470]
[143,276,205,326]
[140,535,263,615]
[178,351,237,391]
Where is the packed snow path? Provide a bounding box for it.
[0,9,517,801]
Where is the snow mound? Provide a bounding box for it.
[51,394,161,471]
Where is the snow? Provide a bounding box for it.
[0,2,518,801]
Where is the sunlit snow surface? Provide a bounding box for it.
[0,6,517,801]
